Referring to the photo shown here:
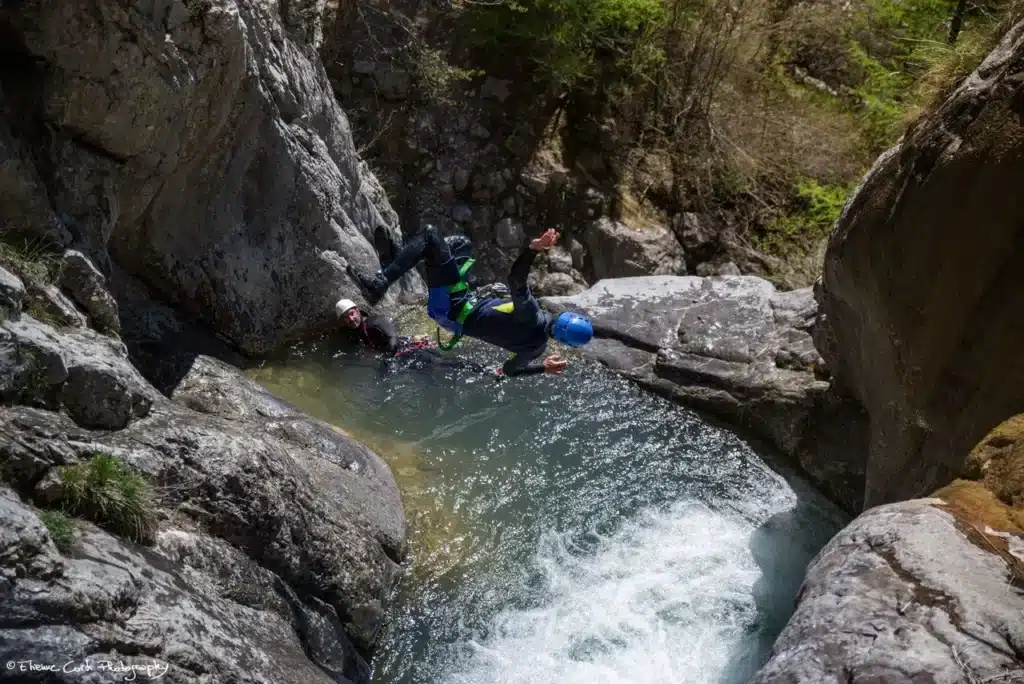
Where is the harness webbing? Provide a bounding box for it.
[436,258,477,350]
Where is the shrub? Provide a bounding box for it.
[464,0,665,88]
[759,179,853,257]
[53,453,159,544]
[39,509,74,553]
[413,47,480,105]
[0,234,63,286]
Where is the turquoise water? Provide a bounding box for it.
[250,333,848,684]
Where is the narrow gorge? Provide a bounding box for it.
[1,0,1023,682]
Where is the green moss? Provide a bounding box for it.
[54,453,159,544]
[38,509,74,553]
[758,179,854,258]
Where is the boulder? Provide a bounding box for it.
[542,276,868,510]
[454,168,471,193]
[672,212,716,253]
[545,247,574,274]
[815,20,1024,507]
[582,218,686,280]
[23,283,90,329]
[0,266,25,320]
[0,487,367,684]
[58,249,120,335]
[528,271,586,297]
[0,315,157,429]
[494,217,525,249]
[452,204,473,224]
[0,0,423,355]
[751,499,1024,683]
[0,353,407,674]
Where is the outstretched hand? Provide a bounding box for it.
[530,228,560,251]
[543,354,569,374]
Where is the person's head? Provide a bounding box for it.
[335,299,362,329]
[550,311,593,348]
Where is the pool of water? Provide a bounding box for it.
[249,331,848,684]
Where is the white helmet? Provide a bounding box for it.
[335,298,357,318]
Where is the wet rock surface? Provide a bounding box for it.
[752,500,1024,684]
[0,312,406,683]
[543,275,868,511]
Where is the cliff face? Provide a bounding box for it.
[815,19,1024,508]
[0,0,423,355]
[1,271,406,682]
[751,21,1024,682]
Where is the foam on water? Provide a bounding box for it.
[249,337,847,684]
[441,502,768,684]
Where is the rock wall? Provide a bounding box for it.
[751,498,1024,683]
[315,1,792,293]
[815,20,1024,508]
[1,277,406,682]
[0,0,423,355]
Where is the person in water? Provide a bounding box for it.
[335,298,428,353]
[335,297,483,374]
[349,226,594,378]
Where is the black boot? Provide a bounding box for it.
[348,265,389,305]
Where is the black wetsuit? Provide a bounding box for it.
[378,228,551,377]
[346,309,401,353]
[346,308,482,374]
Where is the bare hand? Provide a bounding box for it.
[543,354,568,374]
[530,228,560,251]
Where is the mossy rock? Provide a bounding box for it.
[963,414,1024,509]
[932,415,1024,568]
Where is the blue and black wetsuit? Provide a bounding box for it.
[377,228,551,377]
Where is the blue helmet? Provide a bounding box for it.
[552,312,593,347]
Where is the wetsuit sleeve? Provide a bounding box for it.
[363,315,399,354]
[507,247,538,297]
[496,349,546,379]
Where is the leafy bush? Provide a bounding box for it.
[54,453,158,544]
[39,509,74,553]
[759,180,853,257]
[414,47,480,105]
[464,0,665,88]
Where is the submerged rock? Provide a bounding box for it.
[751,499,1024,684]
[542,276,868,510]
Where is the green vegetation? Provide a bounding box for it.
[464,0,664,88]
[413,47,481,105]
[52,453,159,544]
[38,509,74,553]
[410,0,1022,271]
[760,180,854,258]
[0,233,62,286]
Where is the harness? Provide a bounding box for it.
[393,336,435,358]
[432,258,476,351]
